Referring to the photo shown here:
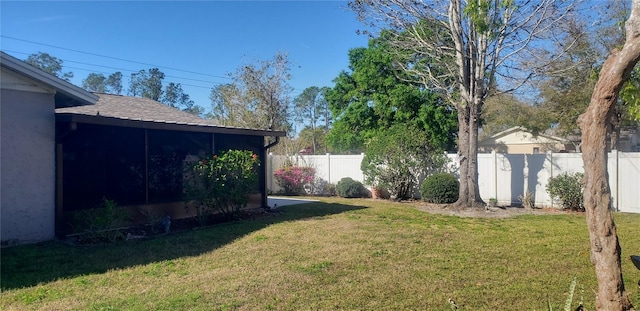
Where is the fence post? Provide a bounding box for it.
[326,153,331,184]
[523,154,529,205]
[492,150,498,202]
[548,151,554,209]
[360,153,365,182]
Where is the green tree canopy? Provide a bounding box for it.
[128,68,165,101]
[82,73,107,93]
[480,93,550,138]
[105,72,123,95]
[325,34,457,154]
[81,72,123,94]
[296,125,331,154]
[25,52,73,81]
[162,82,204,116]
[293,86,331,154]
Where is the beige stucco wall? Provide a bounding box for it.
[1,87,56,245]
[479,129,571,154]
[504,143,565,154]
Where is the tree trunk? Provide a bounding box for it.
[455,102,485,208]
[577,1,640,309]
[456,104,471,205]
[609,106,621,151]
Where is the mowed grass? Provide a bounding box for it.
[1,198,639,310]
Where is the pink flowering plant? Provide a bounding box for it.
[273,166,315,195]
[184,150,259,223]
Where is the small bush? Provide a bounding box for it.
[307,177,336,196]
[335,177,366,198]
[546,172,584,211]
[420,173,459,204]
[72,198,130,243]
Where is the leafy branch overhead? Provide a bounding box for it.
[325,33,457,154]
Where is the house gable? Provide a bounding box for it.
[1,52,98,107]
[1,67,57,94]
[479,127,571,154]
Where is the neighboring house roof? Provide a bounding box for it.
[0,51,98,106]
[479,126,570,145]
[56,93,286,137]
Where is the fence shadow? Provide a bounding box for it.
[0,201,366,290]
[502,153,548,206]
[506,154,525,205]
[525,154,548,206]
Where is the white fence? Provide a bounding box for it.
[267,151,640,213]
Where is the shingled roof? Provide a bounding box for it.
[56,93,286,137]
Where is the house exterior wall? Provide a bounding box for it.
[479,129,571,154]
[1,88,56,245]
[618,129,639,152]
[504,143,565,154]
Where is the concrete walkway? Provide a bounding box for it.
[267,197,317,209]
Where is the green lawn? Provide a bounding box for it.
[1,198,639,310]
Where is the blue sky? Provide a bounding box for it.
[1,1,369,112]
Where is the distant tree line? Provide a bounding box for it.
[24,52,204,116]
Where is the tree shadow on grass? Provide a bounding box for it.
[0,201,366,290]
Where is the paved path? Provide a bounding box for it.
[267,197,317,208]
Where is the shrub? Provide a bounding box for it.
[184,150,260,223]
[306,177,336,196]
[72,198,130,243]
[361,124,450,200]
[420,173,459,204]
[335,177,366,198]
[546,172,584,211]
[274,166,315,195]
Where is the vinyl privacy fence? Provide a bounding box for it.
[266,151,640,213]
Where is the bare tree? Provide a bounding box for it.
[577,0,640,309]
[349,0,580,207]
[209,52,292,131]
[209,83,249,127]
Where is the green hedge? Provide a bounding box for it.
[420,173,459,204]
[336,177,367,198]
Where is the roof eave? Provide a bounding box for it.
[1,51,98,105]
[56,113,287,137]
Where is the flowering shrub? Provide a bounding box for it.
[184,150,260,223]
[274,166,315,195]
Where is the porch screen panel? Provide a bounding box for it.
[147,130,212,203]
[63,124,145,210]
